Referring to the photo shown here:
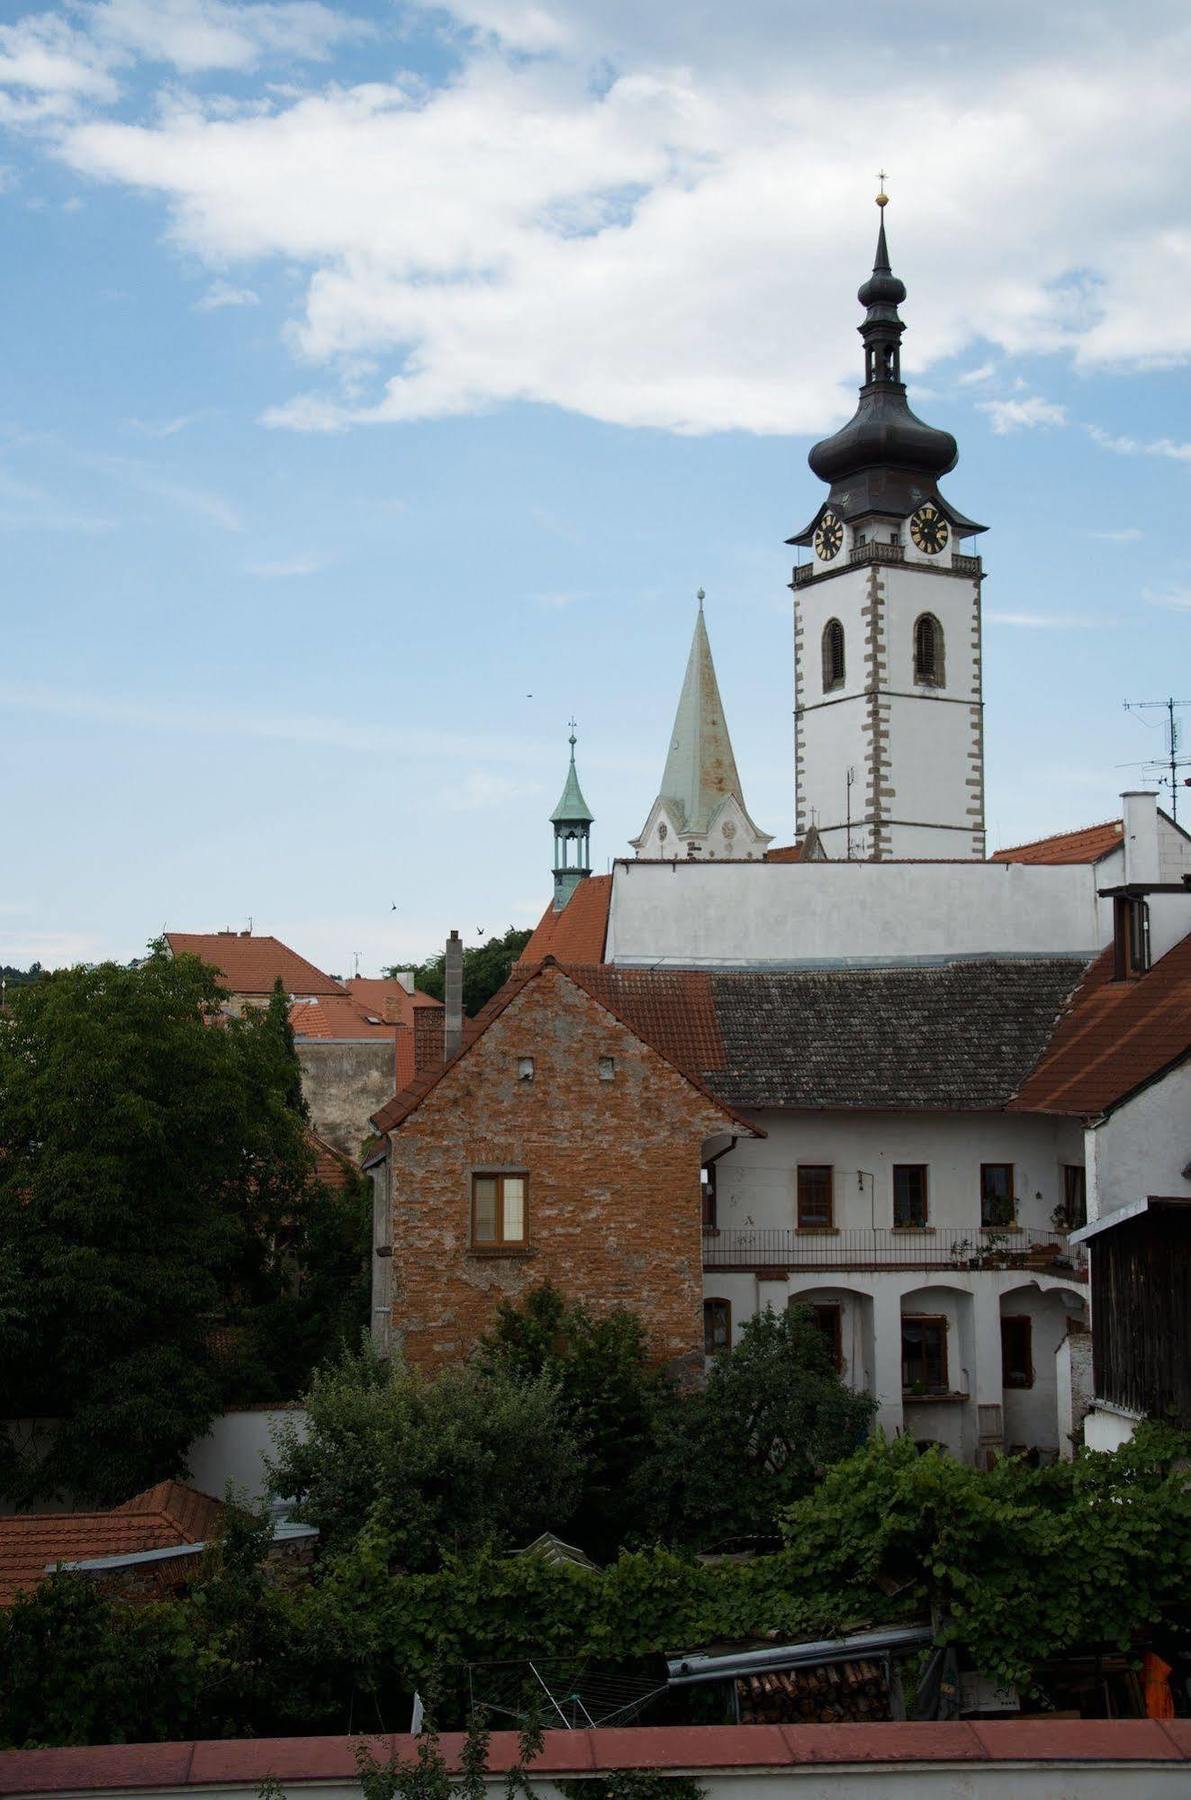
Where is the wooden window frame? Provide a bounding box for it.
[893,1164,929,1228]
[470,1171,529,1250]
[913,612,945,687]
[902,1313,948,1394]
[811,1302,844,1373]
[1001,1314,1034,1389]
[1112,895,1150,980]
[704,1297,731,1356]
[1062,1164,1087,1231]
[797,1164,834,1229]
[701,1160,718,1234]
[980,1162,1015,1228]
[822,619,846,693]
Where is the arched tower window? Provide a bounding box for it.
[913,613,944,687]
[822,618,845,692]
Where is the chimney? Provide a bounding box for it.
[1122,790,1160,887]
[413,1008,444,1075]
[391,969,417,994]
[444,929,463,1063]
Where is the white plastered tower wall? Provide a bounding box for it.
[794,536,984,860]
[788,192,987,861]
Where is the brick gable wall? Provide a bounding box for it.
[386,967,732,1371]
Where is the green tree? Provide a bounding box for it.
[650,1305,878,1547]
[780,1422,1191,1692]
[397,927,533,1017]
[0,946,315,1505]
[268,1343,584,1570]
[479,1284,669,1558]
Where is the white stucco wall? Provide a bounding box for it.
[715,1110,1073,1236]
[185,1407,308,1504]
[699,1110,1087,1460]
[606,859,1100,967]
[1084,1404,1142,1454]
[1085,1060,1191,1223]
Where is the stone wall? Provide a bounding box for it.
[385,966,733,1371]
[298,1040,396,1158]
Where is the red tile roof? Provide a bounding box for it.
[347,978,442,1027]
[0,1482,224,1607]
[519,876,612,968]
[990,820,1124,865]
[308,1129,360,1189]
[288,995,393,1041]
[166,933,344,997]
[1011,931,1191,1115]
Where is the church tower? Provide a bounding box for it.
[550,725,594,910]
[632,594,772,860]
[789,191,987,861]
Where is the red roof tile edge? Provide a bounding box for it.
[2,1722,1189,1790]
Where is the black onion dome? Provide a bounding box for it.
[808,208,958,486]
[808,395,958,484]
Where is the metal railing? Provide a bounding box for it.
[702,1225,1087,1278]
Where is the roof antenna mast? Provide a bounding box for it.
[1123,697,1191,825]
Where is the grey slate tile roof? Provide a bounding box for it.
[573,959,1091,1113]
[702,961,1089,1111]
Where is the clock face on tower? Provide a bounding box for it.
[814,509,844,562]
[910,502,949,555]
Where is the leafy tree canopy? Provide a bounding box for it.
[5,1427,1191,1747]
[394,927,533,1016]
[479,1285,667,1559]
[0,951,365,1505]
[267,1341,584,1571]
[0,963,41,990]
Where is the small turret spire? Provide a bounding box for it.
[550,722,593,911]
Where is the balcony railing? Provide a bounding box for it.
[849,540,905,568]
[791,562,815,588]
[702,1226,1087,1278]
[952,551,982,576]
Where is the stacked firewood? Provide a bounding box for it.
[737,1658,890,1724]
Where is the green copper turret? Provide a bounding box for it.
[550,724,594,911]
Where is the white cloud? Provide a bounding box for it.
[0,2,1183,436]
[246,553,322,575]
[1145,588,1191,612]
[0,15,118,109]
[126,411,201,437]
[0,678,564,768]
[986,611,1103,629]
[978,395,1068,434]
[535,589,582,608]
[86,0,370,75]
[1087,527,1143,543]
[195,277,260,310]
[956,362,996,387]
[1087,424,1191,462]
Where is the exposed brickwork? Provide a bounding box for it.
[385,965,737,1372]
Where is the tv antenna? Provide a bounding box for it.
[1122,697,1191,824]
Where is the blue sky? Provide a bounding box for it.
[1,0,1188,975]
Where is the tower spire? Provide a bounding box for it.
[630,595,772,861]
[550,722,594,911]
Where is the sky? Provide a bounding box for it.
[1,0,1189,977]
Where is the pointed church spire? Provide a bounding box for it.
[550,722,593,910]
[631,596,772,861]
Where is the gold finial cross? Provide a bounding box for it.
[876,169,889,207]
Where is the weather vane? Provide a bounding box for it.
[567,715,578,749]
[876,169,889,207]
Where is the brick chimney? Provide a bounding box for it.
[412,1008,444,1075]
[444,929,463,1063]
[1122,790,1160,886]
